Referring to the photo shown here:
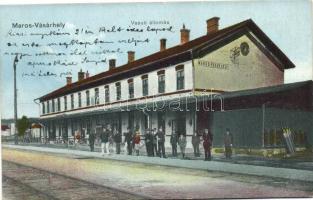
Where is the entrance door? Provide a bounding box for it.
[172,115,186,136]
[128,112,134,131]
[197,109,210,132]
[157,112,165,131]
[62,120,68,139]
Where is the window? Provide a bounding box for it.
[47,101,50,113]
[128,79,134,99]
[70,94,74,109]
[42,102,45,114]
[105,85,110,103]
[158,70,165,93]
[57,98,60,112]
[86,90,90,106]
[142,75,148,96]
[52,99,55,112]
[64,96,67,111]
[116,82,121,101]
[176,65,184,90]
[94,88,99,105]
[78,93,82,108]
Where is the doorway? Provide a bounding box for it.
[172,114,186,136]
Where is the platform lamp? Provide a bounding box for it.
[13,55,19,145]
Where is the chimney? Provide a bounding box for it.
[160,38,166,51]
[127,51,135,63]
[66,76,72,85]
[180,24,190,44]
[206,17,220,34]
[78,69,85,81]
[85,71,90,78]
[109,59,116,70]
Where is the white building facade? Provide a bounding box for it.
[37,17,295,148]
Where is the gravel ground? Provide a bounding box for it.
[2,160,143,200]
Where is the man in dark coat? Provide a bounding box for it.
[113,129,122,154]
[203,129,213,161]
[124,127,133,155]
[145,129,153,156]
[152,128,158,157]
[89,129,96,152]
[192,130,201,157]
[100,126,109,155]
[170,131,178,157]
[157,127,166,158]
[224,128,233,159]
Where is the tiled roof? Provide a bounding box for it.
[38,19,295,101]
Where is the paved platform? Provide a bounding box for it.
[3,144,313,183]
[4,142,313,170]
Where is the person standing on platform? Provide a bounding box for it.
[145,129,152,156]
[89,129,96,152]
[132,128,138,153]
[203,129,213,161]
[157,127,166,158]
[134,130,141,156]
[108,127,114,154]
[224,128,233,159]
[170,131,178,157]
[192,130,201,157]
[178,134,187,159]
[100,126,109,156]
[114,128,122,154]
[152,128,158,157]
[124,127,133,155]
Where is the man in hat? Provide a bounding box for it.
[113,128,122,154]
[224,128,233,159]
[203,129,213,161]
[89,129,96,152]
[124,127,133,155]
[157,127,166,158]
[192,130,201,157]
[170,131,178,157]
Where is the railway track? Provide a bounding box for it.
[2,160,145,200]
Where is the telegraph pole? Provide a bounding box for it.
[13,55,18,144]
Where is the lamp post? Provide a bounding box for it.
[13,55,18,145]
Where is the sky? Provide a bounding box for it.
[0,0,312,119]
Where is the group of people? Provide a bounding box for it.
[144,128,166,158]
[88,126,122,155]
[88,126,234,160]
[190,129,214,160]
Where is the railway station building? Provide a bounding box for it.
[37,17,313,154]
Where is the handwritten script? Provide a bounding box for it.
[4,20,174,79]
